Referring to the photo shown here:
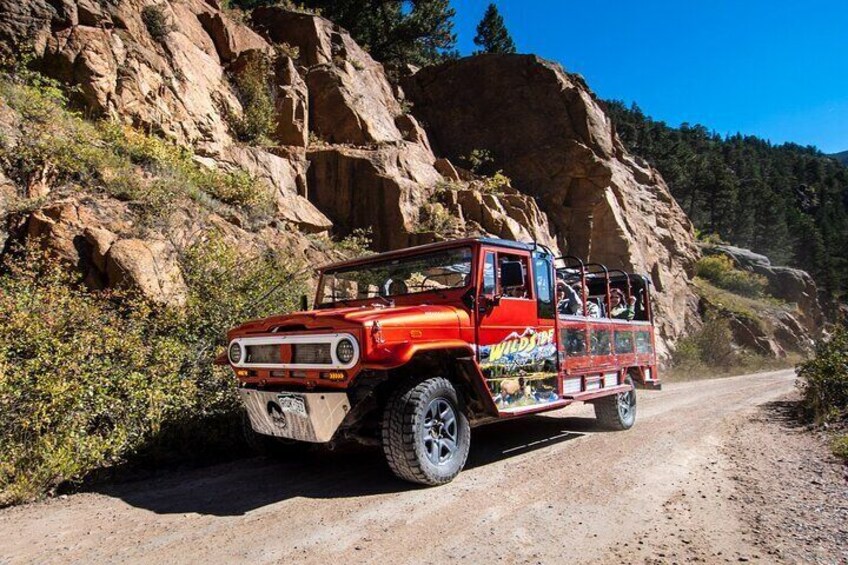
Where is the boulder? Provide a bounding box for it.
[306,144,441,249]
[710,244,823,336]
[404,54,700,347]
[83,226,117,272]
[252,7,403,145]
[754,265,823,332]
[713,245,770,269]
[196,10,269,64]
[433,158,461,181]
[105,238,187,307]
[439,187,557,251]
[727,315,784,358]
[217,145,332,233]
[272,56,309,147]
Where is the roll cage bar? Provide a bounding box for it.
[551,253,650,322]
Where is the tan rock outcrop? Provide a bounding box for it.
[4,0,266,152]
[196,9,270,65]
[710,244,824,336]
[306,144,441,249]
[217,145,331,233]
[404,55,700,346]
[272,56,309,147]
[105,238,187,307]
[252,7,403,145]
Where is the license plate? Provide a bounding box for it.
[276,393,308,417]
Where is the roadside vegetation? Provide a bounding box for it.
[0,64,308,505]
[0,237,307,506]
[666,313,795,381]
[797,326,848,460]
[667,261,800,381]
[695,255,768,298]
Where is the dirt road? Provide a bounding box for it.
[1,369,844,564]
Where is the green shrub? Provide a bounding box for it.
[797,327,848,424]
[459,148,496,176]
[696,255,768,298]
[336,228,373,255]
[671,313,735,371]
[480,171,511,194]
[141,5,173,42]
[0,237,307,506]
[0,253,186,505]
[417,202,460,234]
[831,434,848,461]
[228,52,276,143]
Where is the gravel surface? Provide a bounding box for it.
[0,369,845,564]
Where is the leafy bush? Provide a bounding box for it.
[459,148,496,176]
[671,313,735,370]
[228,52,276,143]
[417,202,460,234]
[141,5,173,42]
[797,327,848,424]
[0,254,186,505]
[832,434,848,460]
[695,255,768,298]
[0,237,307,506]
[480,171,511,194]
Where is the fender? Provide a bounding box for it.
[362,339,475,370]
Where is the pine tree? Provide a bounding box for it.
[232,0,458,68]
[473,3,516,54]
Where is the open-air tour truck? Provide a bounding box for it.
[225,237,660,485]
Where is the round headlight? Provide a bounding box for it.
[228,342,242,364]
[336,338,355,364]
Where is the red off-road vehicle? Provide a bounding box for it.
[226,238,659,485]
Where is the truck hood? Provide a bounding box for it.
[229,304,467,338]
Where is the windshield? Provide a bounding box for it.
[317,247,473,306]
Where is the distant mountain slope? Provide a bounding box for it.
[604,100,848,298]
[830,150,848,165]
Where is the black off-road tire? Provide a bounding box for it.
[593,376,637,430]
[381,377,471,486]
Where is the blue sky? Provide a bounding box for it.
[451,0,848,153]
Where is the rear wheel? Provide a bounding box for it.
[381,377,471,485]
[594,376,637,430]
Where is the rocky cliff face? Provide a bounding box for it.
[1,1,702,353]
[404,55,700,345]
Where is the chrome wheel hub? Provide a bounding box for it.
[422,398,458,466]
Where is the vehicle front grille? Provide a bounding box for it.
[292,343,332,364]
[246,344,281,364]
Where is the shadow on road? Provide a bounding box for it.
[756,399,806,429]
[98,414,596,517]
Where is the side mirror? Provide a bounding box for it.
[478,294,499,314]
[500,261,525,289]
[299,294,309,311]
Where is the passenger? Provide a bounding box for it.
[557,280,599,317]
[609,288,636,320]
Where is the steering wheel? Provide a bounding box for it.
[383,278,408,296]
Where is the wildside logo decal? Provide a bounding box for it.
[480,327,559,410]
[480,327,556,371]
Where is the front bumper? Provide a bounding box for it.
[239,389,351,443]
